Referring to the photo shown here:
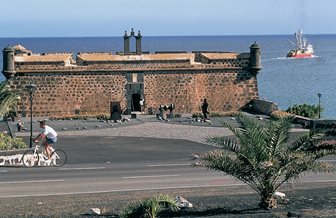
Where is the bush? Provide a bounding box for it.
[192,111,238,118]
[120,194,179,218]
[286,104,323,119]
[0,133,27,150]
[96,113,110,120]
[270,110,294,120]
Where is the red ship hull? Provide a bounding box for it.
[286,50,314,58]
[289,53,313,58]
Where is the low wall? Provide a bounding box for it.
[311,119,336,135]
[252,99,278,115]
[0,149,30,166]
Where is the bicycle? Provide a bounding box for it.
[22,144,67,167]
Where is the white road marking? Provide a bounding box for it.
[123,174,180,179]
[147,163,191,167]
[310,179,336,183]
[0,170,8,173]
[58,167,106,171]
[0,179,64,184]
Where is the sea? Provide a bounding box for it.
[0,34,336,118]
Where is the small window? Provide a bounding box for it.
[132,73,137,82]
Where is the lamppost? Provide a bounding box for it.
[26,83,36,148]
[318,93,322,119]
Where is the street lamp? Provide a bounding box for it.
[317,93,322,119]
[26,83,36,148]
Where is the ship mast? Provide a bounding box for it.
[295,30,304,49]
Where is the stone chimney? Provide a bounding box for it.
[135,30,142,55]
[123,31,130,55]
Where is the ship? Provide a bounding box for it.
[286,30,314,58]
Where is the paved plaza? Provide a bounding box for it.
[7,113,308,145]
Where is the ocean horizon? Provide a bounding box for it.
[1,34,336,118]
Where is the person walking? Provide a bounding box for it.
[201,98,209,120]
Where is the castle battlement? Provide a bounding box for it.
[12,50,251,71]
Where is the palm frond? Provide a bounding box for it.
[120,194,179,218]
[236,113,262,131]
[0,81,20,116]
[288,133,313,151]
[264,117,291,156]
[155,194,180,212]
[219,119,243,139]
[198,150,259,182]
[206,136,240,152]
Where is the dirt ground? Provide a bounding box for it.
[0,182,335,218]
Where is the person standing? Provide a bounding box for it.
[139,99,144,112]
[201,98,209,119]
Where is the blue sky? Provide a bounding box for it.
[0,0,334,37]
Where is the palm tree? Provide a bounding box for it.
[120,194,179,218]
[0,81,20,117]
[197,113,336,209]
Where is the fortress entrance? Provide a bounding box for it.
[126,72,144,114]
[131,93,141,111]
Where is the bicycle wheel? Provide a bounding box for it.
[50,149,67,167]
[22,150,39,167]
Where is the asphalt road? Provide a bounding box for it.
[0,135,231,198]
[1,135,336,199]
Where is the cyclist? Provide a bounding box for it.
[34,120,57,160]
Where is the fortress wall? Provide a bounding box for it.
[15,60,191,71]
[203,60,250,68]
[144,69,258,113]
[9,67,258,117]
[15,62,66,68]
[10,72,127,116]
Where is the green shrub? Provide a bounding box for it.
[192,113,202,118]
[120,194,179,218]
[96,113,110,120]
[0,133,27,150]
[192,111,237,118]
[286,104,323,119]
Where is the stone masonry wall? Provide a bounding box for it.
[10,72,127,117]
[9,68,258,117]
[144,69,258,113]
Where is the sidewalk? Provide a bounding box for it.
[8,113,309,145]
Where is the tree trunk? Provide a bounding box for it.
[259,195,277,209]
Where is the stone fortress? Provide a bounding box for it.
[2,29,262,117]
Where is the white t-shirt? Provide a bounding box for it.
[41,125,57,139]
